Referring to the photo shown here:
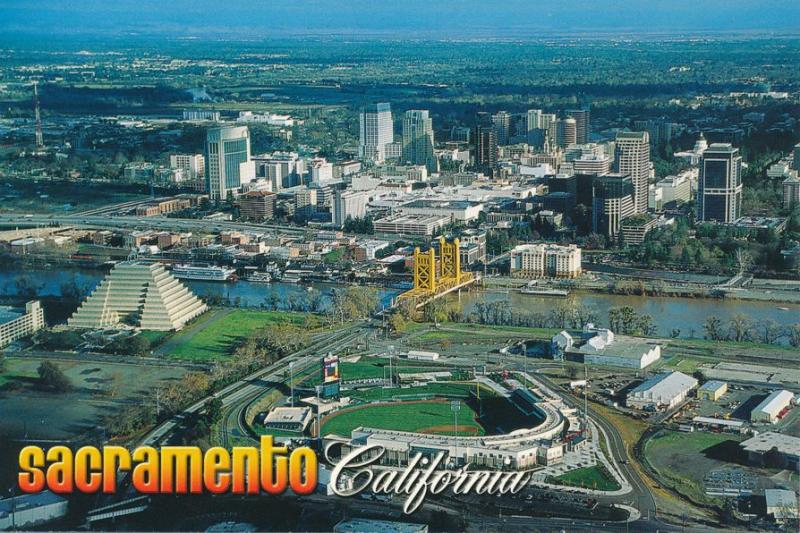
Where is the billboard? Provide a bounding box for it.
[323,354,340,384]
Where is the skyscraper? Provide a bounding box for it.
[526,109,544,148]
[614,131,651,214]
[698,143,743,223]
[359,103,393,164]
[492,111,511,146]
[333,190,369,228]
[205,126,254,200]
[556,118,577,148]
[592,173,635,239]
[567,108,590,144]
[402,110,436,173]
[474,112,498,175]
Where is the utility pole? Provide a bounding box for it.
[289,361,295,407]
[451,400,461,465]
[33,82,44,150]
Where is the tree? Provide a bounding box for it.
[728,314,753,342]
[788,324,800,348]
[37,361,72,392]
[387,312,407,335]
[757,319,782,345]
[204,397,223,425]
[703,316,724,341]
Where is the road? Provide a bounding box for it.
[219,326,367,447]
[0,212,308,238]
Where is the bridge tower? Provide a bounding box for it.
[412,247,437,294]
[438,236,461,285]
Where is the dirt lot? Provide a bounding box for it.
[0,356,187,440]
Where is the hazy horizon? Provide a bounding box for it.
[3,0,800,39]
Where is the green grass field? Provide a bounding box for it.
[550,465,621,491]
[339,359,445,381]
[321,399,484,437]
[162,309,322,361]
[644,429,746,507]
[348,382,493,402]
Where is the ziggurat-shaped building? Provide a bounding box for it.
[67,261,208,331]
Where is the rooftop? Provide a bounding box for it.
[699,380,727,392]
[264,407,311,425]
[0,306,23,324]
[334,518,427,533]
[0,490,66,514]
[741,432,800,456]
[629,371,697,396]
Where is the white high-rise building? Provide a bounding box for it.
[310,158,334,183]
[527,109,543,131]
[169,153,205,179]
[205,126,255,200]
[614,131,652,214]
[402,110,436,173]
[333,190,369,228]
[359,103,393,164]
[510,244,582,279]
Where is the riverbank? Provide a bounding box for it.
[483,274,800,304]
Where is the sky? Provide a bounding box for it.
[3,0,800,38]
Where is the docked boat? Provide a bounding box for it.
[519,280,570,297]
[171,263,237,281]
[246,272,273,283]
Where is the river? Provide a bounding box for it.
[1,267,798,340]
[455,289,799,340]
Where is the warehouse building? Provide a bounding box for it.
[552,326,661,369]
[626,371,697,411]
[0,301,45,348]
[740,432,800,470]
[0,491,68,530]
[765,489,799,524]
[698,380,728,401]
[751,389,794,424]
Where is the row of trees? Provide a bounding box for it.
[704,315,800,347]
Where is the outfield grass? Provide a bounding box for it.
[321,399,484,437]
[339,359,445,381]
[349,382,493,402]
[550,465,621,491]
[164,309,322,361]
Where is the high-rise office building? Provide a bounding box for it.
[592,173,635,238]
[205,126,254,200]
[359,103,393,164]
[526,109,544,148]
[698,143,743,223]
[474,112,498,175]
[614,131,651,214]
[567,108,590,144]
[492,111,512,146]
[402,110,436,173]
[556,118,577,148]
[793,143,800,171]
[333,190,369,228]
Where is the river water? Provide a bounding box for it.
[1,267,798,340]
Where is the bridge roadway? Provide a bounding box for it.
[0,213,308,238]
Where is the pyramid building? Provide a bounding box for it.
[67,261,208,331]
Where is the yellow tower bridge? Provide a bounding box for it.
[397,236,477,308]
